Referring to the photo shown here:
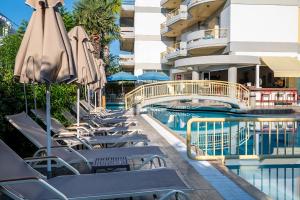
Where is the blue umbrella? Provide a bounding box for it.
[138,72,170,81]
[107,72,137,95]
[107,72,137,81]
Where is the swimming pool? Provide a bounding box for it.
[106,103,124,110]
[149,107,300,156]
[228,164,300,200]
[148,106,300,199]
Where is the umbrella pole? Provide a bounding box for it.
[99,88,102,108]
[46,84,52,178]
[122,81,124,96]
[87,85,91,110]
[23,83,28,114]
[94,91,97,108]
[77,86,80,137]
[33,83,37,119]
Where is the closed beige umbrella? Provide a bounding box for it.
[90,58,102,108]
[99,59,107,107]
[68,26,98,127]
[14,0,76,177]
[15,0,76,83]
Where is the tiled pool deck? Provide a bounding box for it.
[139,114,258,200]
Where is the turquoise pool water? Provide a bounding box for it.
[228,164,300,200]
[148,106,300,200]
[106,103,124,110]
[149,107,300,156]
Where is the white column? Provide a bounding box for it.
[192,70,199,80]
[255,65,260,88]
[228,67,237,99]
[228,66,237,83]
[192,69,199,103]
[200,72,205,80]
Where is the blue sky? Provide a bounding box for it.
[0,0,119,55]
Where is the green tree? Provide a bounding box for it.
[105,54,121,76]
[73,0,121,59]
[58,6,75,31]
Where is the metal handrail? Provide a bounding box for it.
[125,80,250,110]
[166,8,181,20]
[187,117,300,162]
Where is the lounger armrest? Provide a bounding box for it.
[0,177,39,184]
[66,126,94,135]
[71,122,90,126]
[38,145,70,151]
[35,146,92,171]
[25,156,80,175]
[54,136,93,150]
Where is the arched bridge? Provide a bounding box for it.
[125,80,250,111]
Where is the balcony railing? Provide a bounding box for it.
[166,8,181,20]
[187,28,228,44]
[119,55,134,66]
[120,27,134,38]
[161,42,186,61]
[165,6,188,25]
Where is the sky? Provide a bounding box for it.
[0,0,119,55]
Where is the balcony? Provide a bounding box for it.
[120,27,134,39]
[119,54,134,66]
[119,54,134,69]
[161,42,187,64]
[160,0,182,9]
[188,0,225,22]
[161,6,189,37]
[121,0,135,18]
[186,28,228,55]
[120,27,134,51]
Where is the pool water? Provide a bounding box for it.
[106,103,124,110]
[149,107,300,156]
[149,106,300,200]
[228,164,300,200]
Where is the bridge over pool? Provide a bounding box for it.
[125,80,250,112]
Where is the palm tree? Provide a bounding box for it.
[73,0,121,59]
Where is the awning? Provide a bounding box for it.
[261,57,300,77]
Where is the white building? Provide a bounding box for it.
[120,0,169,76]
[162,0,300,89]
[120,0,300,90]
[0,13,14,44]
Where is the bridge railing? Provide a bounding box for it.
[125,80,250,110]
[187,117,300,162]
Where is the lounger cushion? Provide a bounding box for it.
[6,169,189,200]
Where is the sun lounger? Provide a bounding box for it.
[32,108,141,136]
[8,112,148,148]
[0,140,191,200]
[80,100,132,118]
[6,112,166,170]
[72,105,137,127]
